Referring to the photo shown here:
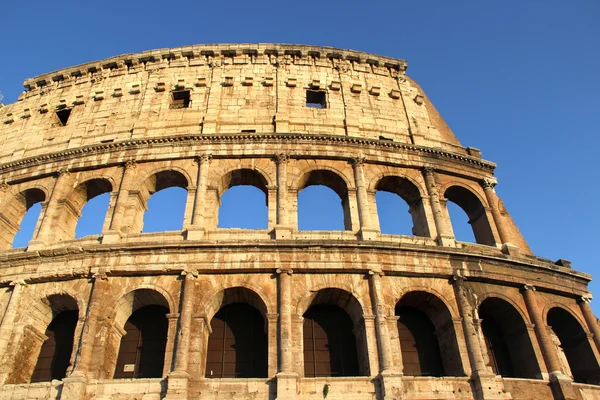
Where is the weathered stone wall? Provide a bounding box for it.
[0,44,597,400]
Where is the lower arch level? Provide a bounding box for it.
[0,264,597,400]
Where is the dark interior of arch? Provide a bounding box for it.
[444,186,495,245]
[83,178,112,200]
[114,305,169,379]
[152,170,189,192]
[23,188,46,210]
[220,169,269,198]
[303,304,360,377]
[479,298,540,379]
[548,307,600,384]
[376,176,429,236]
[31,310,78,382]
[396,291,464,376]
[205,303,268,378]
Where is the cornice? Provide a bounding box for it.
[0,133,496,174]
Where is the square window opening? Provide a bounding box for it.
[56,108,72,126]
[171,90,190,109]
[306,90,327,109]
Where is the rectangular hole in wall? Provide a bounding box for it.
[241,129,256,133]
[306,90,327,109]
[56,108,72,126]
[170,90,190,109]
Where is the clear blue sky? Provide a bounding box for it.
[1,1,599,313]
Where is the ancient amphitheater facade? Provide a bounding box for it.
[0,44,598,400]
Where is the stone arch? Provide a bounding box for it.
[299,287,369,377]
[477,291,531,324]
[546,306,600,384]
[294,168,353,231]
[395,290,465,376]
[139,165,193,192]
[372,175,430,237]
[6,293,80,384]
[0,187,46,249]
[54,178,113,241]
[479,297,541,379]
[295,284,367,324]
[109,287,172,379]
[201,286,269,378]
[542,302,588,330]
[443,184,495,245]
[200,285,270,324]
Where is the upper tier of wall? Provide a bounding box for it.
[0,44,469,164]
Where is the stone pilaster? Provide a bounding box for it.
[352,157,377,240]
[103,160,137,243]
[521,285,578,400]
[422,167,455,246]
[187,154,211,240]
[579,296,600,355]
[273,154,293,239]
[276,268,298,400]
[453,276,507,400]
[0,281,25,385]
[481,178,519,256]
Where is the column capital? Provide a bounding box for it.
[350,156,366,166]
[272,153,290,164]
[578,295,593,304]
[266,313,279,321]
[181,269,198,279]
[368,269,384,277]
[0,182,10,192]
[422,166,436,176]
[9,280,26,287]
[56,167,71,177]
[195,153,213,164]
[91,271,108,281]
[276,268,293,275]
[481,177,497,191]
[124,159,137,170]
[521,284,536,293]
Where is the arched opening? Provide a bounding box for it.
[62,178,112,240]
[396,291,464,377]
[375,176,429,236]
[479,298,541,378]
[113,289,171,379]
[75,193,110,238]
[31,310,79,382]
[13,202,42,248]
[205,287,268,378]
[0,188,45,249]
[302,288,368,377]
[217,169,268,229]
[298,170,350,231]
[444,186,495,245]
[30,294,79,383]
[547,307,600,384]
[141,170,188,233]
[114,305,169,379]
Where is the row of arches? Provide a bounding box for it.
[16,286,600,385]
[4,166,497,249]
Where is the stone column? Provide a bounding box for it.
[166,271,196,399]
[0,281,24,383]
[453,276,508,400]
[422,168,454,247]
[521,285,578,400]
[103,161,137,243]
[273,154,293,239]
[352,157,377,240]
[28,169,72,249]
[481,178,518,255]
[267,313,279,377]
[187,154,211,240]
[276,268,298,400]
[579,296,600,356]
[368,271,394,372]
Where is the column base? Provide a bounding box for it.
[273,226,294,240]
[470,372,511,400]
[164,370,190,400]
[101,230,123,244]
[185,226,207,241]
[359,228,379,241]
[60,373,88,400]
[26,239,48,251]
[436,235,456,247]
[276,372,298,400]
[501,243,520,257]
[549,373,579,400]
[379,371,403,400]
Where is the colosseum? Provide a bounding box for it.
[0,43,598,400]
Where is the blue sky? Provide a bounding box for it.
[1,1,599,313]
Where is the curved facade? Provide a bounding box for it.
[0,44,598,400]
